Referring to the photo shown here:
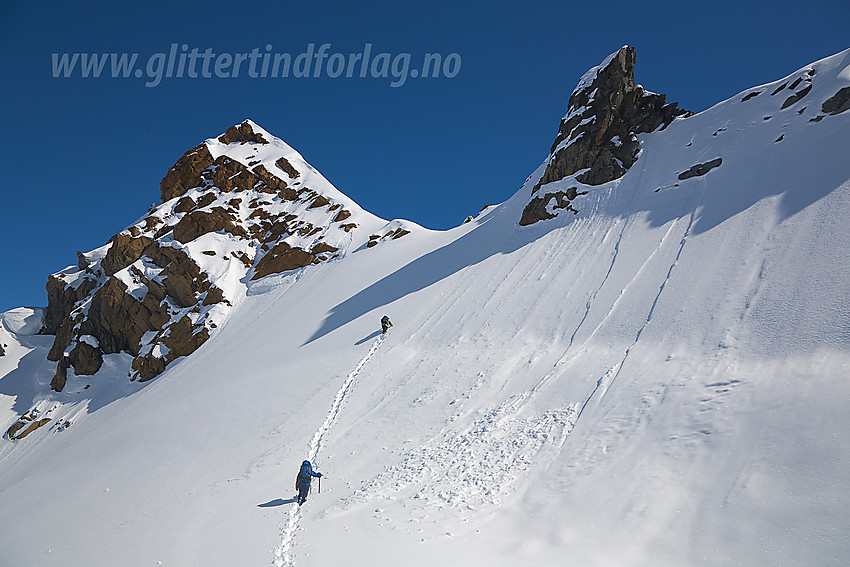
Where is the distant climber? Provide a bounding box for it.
[381,315,393,334]
[295,459,322,506]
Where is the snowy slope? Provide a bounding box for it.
[1,48,849,567]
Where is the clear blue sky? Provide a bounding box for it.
[1,0,847,313]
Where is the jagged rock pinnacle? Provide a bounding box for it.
[520,46,693,226]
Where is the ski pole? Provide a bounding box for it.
[319,475,321,493]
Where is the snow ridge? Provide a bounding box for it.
[275,333,385,566]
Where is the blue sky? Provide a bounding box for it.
[0,0,847,313]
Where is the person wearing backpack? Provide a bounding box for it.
[381,315,393,334]
[295,459,322,505]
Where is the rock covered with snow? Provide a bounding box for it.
[520,46,692,225]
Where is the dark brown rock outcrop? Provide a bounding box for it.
[521,46,692,226]
[43,233,229,387]
[251,242,315,280]
[252,165,292,195]
[173,207,248,244]
[68,340,103,375]
[102,234,155,275]
[218,121,269,145]
[132,316,210,382]
[160,143,214,202]
[50,356,70,392]
[83,276,169,356]
[309,195,331,209]
[275,157,300,178]
[6,411,52,440]
[310,242,339,256]
[43,274,96,336]
[174,196,197,213]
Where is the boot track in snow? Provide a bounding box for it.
[273,333,385,566]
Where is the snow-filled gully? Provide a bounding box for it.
[274,334,385,566]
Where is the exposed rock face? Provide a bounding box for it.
[83,276,169,355]
[44,235,223,387]
[519,187,588,225]
[678,158,723,180]
[252,242,315,280]
[160,144,214,202]
[5,407,68,440]
[50,355,70,391]
[6,415,51,440]
[76,252,89,270]
[43,274,93,335]
[218,120,269,145]
[520,46,693,226]
[310,242,340,256]
[822,87,850,115]
[0,343,5,357]
[365,227,412,248]
[309,195,331,210]
[102,234,155,275]
[173,208,248,243]
[174,196,197,213]
[68,340,103,375]
[275,157,300,178]
[781,84,812,109]
[131,315,210,382]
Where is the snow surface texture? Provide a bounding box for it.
[1,49,850,566]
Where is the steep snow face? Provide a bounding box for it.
[1,50,850,567]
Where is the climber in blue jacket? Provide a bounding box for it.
[295,460,322,505]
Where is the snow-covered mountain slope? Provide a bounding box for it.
[1,46,849,567]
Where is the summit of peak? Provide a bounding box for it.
[216,119,270,145]
[519,45,693,225]
[572,45,634,98]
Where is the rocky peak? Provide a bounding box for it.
[520,46,693,226]
[38,120,406,390]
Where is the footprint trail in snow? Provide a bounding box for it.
[274,333,385,566]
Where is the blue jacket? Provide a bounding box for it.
[296,460,321,487]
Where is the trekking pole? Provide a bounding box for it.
[319,475,321,493]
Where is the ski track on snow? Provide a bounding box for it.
[274,334,384,567]
[575,208,697,423]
